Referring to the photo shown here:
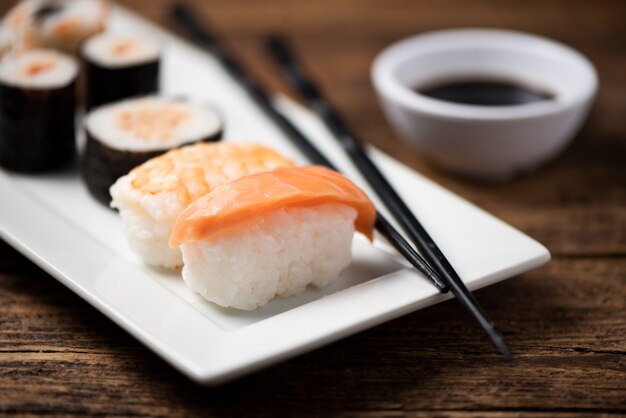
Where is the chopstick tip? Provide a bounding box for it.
[492,330,513,360]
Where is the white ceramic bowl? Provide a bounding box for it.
[372,29,598,180]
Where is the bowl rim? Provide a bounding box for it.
[371,28,598,121]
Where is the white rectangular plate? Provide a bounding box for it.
[0,6,549,385]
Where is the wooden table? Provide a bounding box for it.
[1,0,624,416]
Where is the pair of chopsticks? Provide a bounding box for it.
[170,5,445,293]
[171,4,512,359]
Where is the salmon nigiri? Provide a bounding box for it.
[170,165,376,310]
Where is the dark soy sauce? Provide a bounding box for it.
[417,79,554,106]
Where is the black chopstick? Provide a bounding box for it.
[170,4,448,293]
[265,36,512,359]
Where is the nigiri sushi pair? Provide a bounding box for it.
[111,143,375,310]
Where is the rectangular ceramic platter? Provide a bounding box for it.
[0,5,550,385]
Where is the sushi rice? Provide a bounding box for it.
[82,32,160,68]
[0,48,77,88]
[180,204,357,310]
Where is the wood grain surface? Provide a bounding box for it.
[1,0,625,416]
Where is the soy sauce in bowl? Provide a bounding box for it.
[417,79,554,106]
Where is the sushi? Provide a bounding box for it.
[1,0,109,55]
[0,49,78,172]
[82,96,223,205]
[169,165,376,310]
[82,33,161,110]
[110,142,295,268]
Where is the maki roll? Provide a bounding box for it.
[0,49,78,172]
[83,97,224,206]
[1,0,110,55]
[82,33,161,110]
[110,142,295,268]
[169,165,376,310]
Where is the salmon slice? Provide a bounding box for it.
[170,165,376,247]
